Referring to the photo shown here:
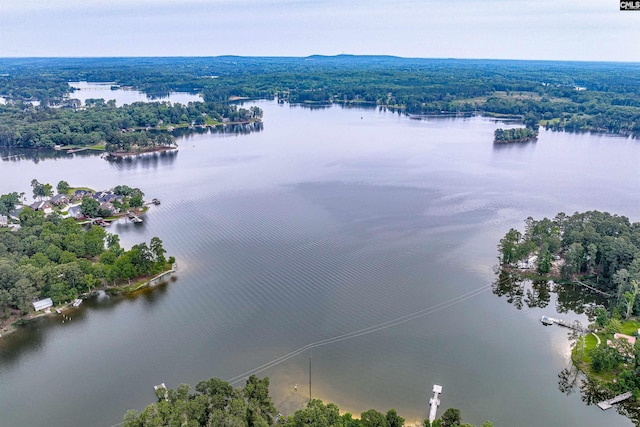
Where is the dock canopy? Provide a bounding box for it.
[33,298,53,311]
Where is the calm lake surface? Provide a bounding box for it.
[0,93,639,426]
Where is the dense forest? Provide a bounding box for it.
[0,193,174,331]
[122,375,492,427]
[0,99,262,151]
[498,211,640,316]
[498,212,640,408]
[1,56,639,145]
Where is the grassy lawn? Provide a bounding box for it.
[620,319,640,336]
[584,333,598,352]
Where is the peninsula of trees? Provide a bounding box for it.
[0,98,263,152]
[497,211,640,408]
[0,183,174,335]
[122,375,492,427]
[1,56,639,141]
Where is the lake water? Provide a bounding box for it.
[68,81,202,106]
[0,92,639,426]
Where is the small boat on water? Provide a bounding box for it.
[151,198,161,205]
[540,315,555,325]
[72,298,83,307]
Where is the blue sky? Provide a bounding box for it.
[1,0,638,61]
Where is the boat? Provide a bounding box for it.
[540,315,554,325]
[151,198,161,205]
[72,298,83,307]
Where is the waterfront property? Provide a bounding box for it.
[597,392,633,410]
[32,298,53,312]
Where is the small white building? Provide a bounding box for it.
[517,255,538,269]
[33,298,53,312]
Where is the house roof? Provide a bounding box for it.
[614,333,637,345]
[33,298,53,311]
[51,194,69,202]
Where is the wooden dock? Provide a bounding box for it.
[428,384,442,423]
[540,316,585,332]
[597,391,633,410]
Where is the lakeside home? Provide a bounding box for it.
[32,298,53,312]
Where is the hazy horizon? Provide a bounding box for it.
[1,0,638,62]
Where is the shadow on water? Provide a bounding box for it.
[169,121,263,138]
[557,366,640,425]
[0,318,46,366]
[492,139,538,150]
[105,149,178,170]
[494,269,640,423]
[0,283,170,366]
[492,268,606,314]
[0,147,100,164]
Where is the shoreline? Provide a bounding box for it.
[0,263,177,339]
[105,146,178,158]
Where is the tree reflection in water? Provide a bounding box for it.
[494,268,639,423]
[492,268,606,313]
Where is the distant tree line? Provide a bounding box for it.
[1,56,638,138]
[122,375,492,427]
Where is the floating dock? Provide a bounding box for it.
[428,384,442,423]
[597,391,633,410]
[540,316,585,332]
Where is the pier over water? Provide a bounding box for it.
[428,384,442,423]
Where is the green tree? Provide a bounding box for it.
[386,409,404,427]
[497,228,521,265]
[0,192,21,215]
[622,279,639,319]
[285,399,341,427]
[85,226,107,257]
[150,236,166,264]
[590,346,618,372]
[244,375,277,426]
[80,196,100,218]
[10,278,37,313]
[56,180,70,194]
[440,408,461,427]
[594,307,609,329]
[361,409,387,427]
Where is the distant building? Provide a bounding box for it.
[33,298,53,312]
[517,255,538,269]
[73,189,92,200]
[8,206,24,220]
[50,194,70,206]
[99,202,115,214]
[29,201,53,215]
[67,205,83,219]
[0,215,7,227]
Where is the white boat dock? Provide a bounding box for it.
[540,316,585,332]
[428,384,442,423]
[597,391,633,410]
